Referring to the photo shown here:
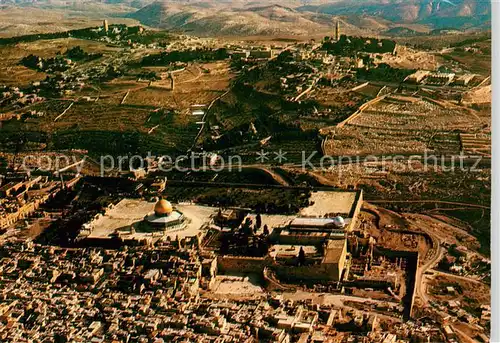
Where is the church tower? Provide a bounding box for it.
[103,20,109,34]
[335,21,340,41]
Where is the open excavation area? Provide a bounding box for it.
[0,8,491,343]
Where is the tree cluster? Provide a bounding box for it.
[321,35,396,56]
[356,63,415,83]
[197,189,310,215]
[20,54,71,72]
[65,46,102,62]
[219,214,270,257]
[141,48,228,66]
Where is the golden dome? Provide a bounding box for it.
[154,199,173,216]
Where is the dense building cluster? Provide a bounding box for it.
[0,174,79,231]
[0,240,449,343]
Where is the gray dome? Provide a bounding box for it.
[332,216,345,228]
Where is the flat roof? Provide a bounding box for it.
[212,274,264,295]
[290,217,336,227]
[243,214,296,235]
[456,74,476,80]
[245,214,295,228]
[299,191,357,217]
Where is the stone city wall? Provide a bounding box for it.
[217,255,269,274]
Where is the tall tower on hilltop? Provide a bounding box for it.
[335,21,340,41]
[169,72,175,91]
[103,20,109,34]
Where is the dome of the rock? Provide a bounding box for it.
[154,199,173,216]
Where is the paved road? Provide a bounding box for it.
[415,244,444,306]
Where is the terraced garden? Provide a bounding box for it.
[325,96,489,156]
[0,99,197,156]
[0,58,235,157]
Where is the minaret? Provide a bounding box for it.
[103,20,109,34]
[335,21,340,41]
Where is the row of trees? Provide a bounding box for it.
[141,48,229,66]
[322,35,396,56]
[65,46,102,62]
[198,189,310,215]
[20,47,102,72]
[0,25,160,47]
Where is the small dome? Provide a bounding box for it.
[154,199,173,216]
[332,216,345,228]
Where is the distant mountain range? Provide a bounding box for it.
[126,0,490,36]
[128,3,344,36]
[299,0,491,28]
[0,0,491,37]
